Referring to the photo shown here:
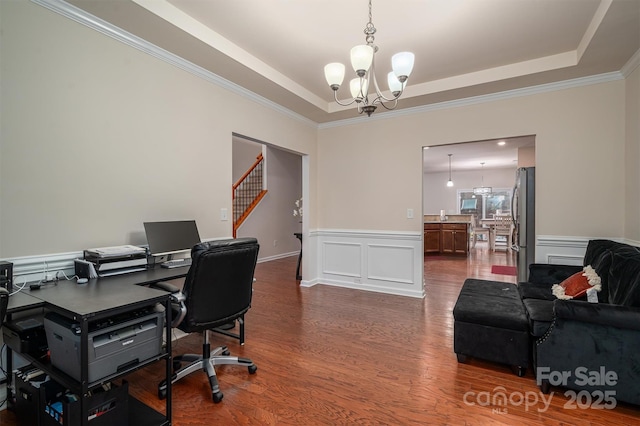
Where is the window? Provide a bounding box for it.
[457,188,512,219]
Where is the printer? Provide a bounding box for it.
[44,309,163,383]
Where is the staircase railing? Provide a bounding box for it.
[233,154,267,237]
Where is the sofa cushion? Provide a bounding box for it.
[583,240,640,303]
[527,264,583,286]
[608,251,640,307]
[522,298,554,337]
[518,281,556,301]
[453,279,528,332]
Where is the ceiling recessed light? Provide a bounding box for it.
[497,141,506,146]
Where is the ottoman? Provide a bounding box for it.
[453,278,530,376]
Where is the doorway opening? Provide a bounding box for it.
[422,135,535,283]
[232,133,306,273]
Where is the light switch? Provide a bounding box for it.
[407,208,414,219]
[220,208,228,221]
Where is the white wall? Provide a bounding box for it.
[0,0,316,259]
[232,136,263,183]
[318,80,626,242]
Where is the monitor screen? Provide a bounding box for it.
[143,220,201,257]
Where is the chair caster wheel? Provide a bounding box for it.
[248,364,257,374]
[213,391,224,403]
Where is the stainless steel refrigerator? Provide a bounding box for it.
[512,167,535,282]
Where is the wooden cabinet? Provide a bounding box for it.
[441,223,468,255]
[424,223,441,254]
[424,222,469,256]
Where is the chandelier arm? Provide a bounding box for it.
[369,59,404,103]
[377,98,399,111]
[332,89,358,107]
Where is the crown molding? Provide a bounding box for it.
[318,71,624,129]
[29,0,637,131]
[621,48,640,77]
[31,0,317,128]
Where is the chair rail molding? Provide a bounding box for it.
[535,235,636,265]
[306,229,425,299]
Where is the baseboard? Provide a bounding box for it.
[257,251,298,263]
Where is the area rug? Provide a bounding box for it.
[491,265,517,276]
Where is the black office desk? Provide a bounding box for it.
[5,265,190,426]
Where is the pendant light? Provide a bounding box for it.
[446,154,454,187]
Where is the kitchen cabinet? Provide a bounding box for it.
[424,222,469,256]
[424,223,441,254]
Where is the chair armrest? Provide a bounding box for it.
[554,300,640,331]
[150,281,186,327]
[528,263,583,285]
[150,281,181,294]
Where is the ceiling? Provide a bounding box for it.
[65,0,640,124]
[422,136,535,173]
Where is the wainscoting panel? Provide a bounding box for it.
[322,241,362,277]
[367,244,414,284]
[309,230,424,298]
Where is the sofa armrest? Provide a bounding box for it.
[528,263,583,285]
[554,299,640,331]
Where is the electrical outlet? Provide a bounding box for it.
[44,273,56,282]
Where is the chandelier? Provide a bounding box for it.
[323,0,415,117]
[473,162,492,195]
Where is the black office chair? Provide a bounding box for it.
[0,287,8,326]
[155,237,259,403]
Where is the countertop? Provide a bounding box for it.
[424,221,470,224]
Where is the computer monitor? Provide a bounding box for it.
[143,220,201,257]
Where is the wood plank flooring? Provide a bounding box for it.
[2,243,639,424]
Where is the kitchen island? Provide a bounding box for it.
[424,214,472,256]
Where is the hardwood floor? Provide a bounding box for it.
[2,243,639,424]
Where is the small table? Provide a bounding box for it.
[294,233,302,280]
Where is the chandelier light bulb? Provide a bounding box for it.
[447,180,454,187]
[350,78,369,100]
[324,63,346,89]
[350,45,374,76]
[392,52,415,81]
[388,72,403,95]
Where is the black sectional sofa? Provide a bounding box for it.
[454,239,640,406]
[521,239,640,405]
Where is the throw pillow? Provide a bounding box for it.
[552,265,602,300]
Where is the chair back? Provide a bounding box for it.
[494,214,513,233]
[0,287,8,327]
[179,237,259,333]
